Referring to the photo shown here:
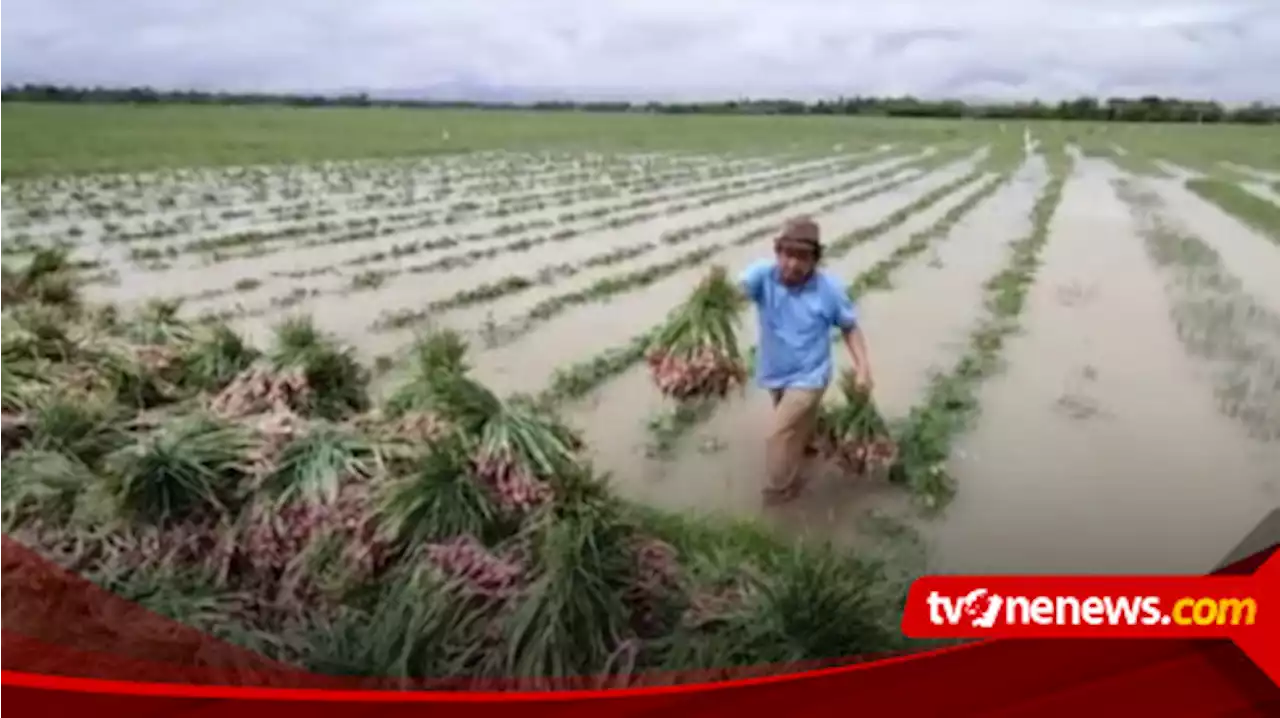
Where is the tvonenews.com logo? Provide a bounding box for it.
[926,589,1259,629]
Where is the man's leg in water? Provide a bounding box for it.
[771,390,822,458]
[765,387,824,503]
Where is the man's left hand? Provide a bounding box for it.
[853,365,874,393]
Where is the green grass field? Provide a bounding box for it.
[0,103,1000,178]
[6,103,1277,180]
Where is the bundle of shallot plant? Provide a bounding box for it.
[416,359,582,516]
[238,480,389,605]
[243,407,307,479]
[624,536,683,634]
[209,364,311,419]
[470,396,582,515]
[812,371,899,477]
[645,265,747,401]
[424,534,526,599]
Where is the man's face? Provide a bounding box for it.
[776,243,818,286]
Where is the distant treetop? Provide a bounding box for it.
[1,84,1275,124]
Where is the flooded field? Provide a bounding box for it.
[4,129,1279,580]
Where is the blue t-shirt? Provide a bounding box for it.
[738,259,859,390]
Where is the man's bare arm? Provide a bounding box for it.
[841,326,874,388]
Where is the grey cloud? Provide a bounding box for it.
[2,0,1277,102]
[870,29,968,59]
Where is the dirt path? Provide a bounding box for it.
[563,155,994,528]
[928,158,1279,576]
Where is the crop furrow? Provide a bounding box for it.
[531,155,989,407]
[99,156,857,306]
[9,153,677,239]
[7,151,732,224]
[369,150,958,335]
[160,157,784,260]
[649,171,1013,455]
[336,153,881,274]
[1114,179,1280,441]
[183,154,892,317]
[1184,178,1280,246]
[884,143,1072,512]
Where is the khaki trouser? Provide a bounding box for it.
[765,387,825,493]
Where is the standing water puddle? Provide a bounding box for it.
[929,158,1278,576]
[566,155,997,535]
[1147,179,1280,315]
[463,156,979,396]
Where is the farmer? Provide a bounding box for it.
[738,216,874,505]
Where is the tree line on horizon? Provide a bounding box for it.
[3,83,1277,124]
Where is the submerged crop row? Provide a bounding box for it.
[886,140,1071,510]
[367,149,955,337]
[187,154,884,326]
[1114,179,1280,441]
[644,164,1010,456]
[1184,177,1280,246]
[5,152,750,229]
[141,155,864,309]
[532,164,974,404]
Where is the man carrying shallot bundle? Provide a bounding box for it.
[738,216,875,505]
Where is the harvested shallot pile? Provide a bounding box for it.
[210,364,311,419]
[424,534,526,599]
[645,265,748,401]
[466,388,582,516]
[813,371,899,477]
[385,329,583,517]
[237,478,390,602]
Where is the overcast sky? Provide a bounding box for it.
[3,0,1278,103]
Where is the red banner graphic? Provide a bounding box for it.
[904,577,1264,639]
[3,538,1278,715]
[901,556,1280,689]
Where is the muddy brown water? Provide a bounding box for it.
[83,155,836,309]
[929,158,1279,576]
[6,152,679,256]
[558,153,1000,537]
[463,152,980,399]
[330,151,941,362]
[205,153,902,345]
[1145,176,1280,317]
[1113,177,1280,442]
